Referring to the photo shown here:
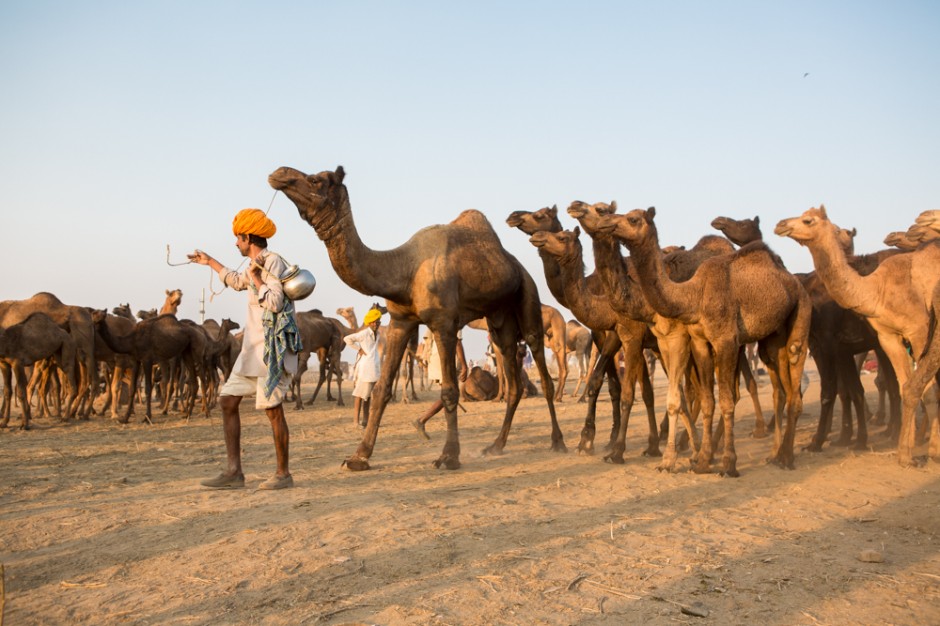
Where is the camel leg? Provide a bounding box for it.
[690,337,717,474]
[554,343,567,402]
[639,356,660,457]
[482,321,526,456]
[344,319,416,471]
[806,344,837,452]
[576,330,621,455]
[739,351,767,438]
[528,333,565,453]
[878,336,917,466]
[656,330,694,473]
[713,343,741,477]
[605,330,643,464]
[0,362,12,427]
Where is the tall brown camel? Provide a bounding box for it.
[568,201,727,470]
[566,320,593,397]
[597,206,811,476]
[712,215,874,450]
[507,205,658,459]
[0,312,78,429]
[775,206,940,466]
[160,289,183,315]
[270,164,565,470]
[0,293,96,419]
[291,309,345,409]
[92,311,205,422]
[527,225,662,461]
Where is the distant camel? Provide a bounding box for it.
[160,289,183,315]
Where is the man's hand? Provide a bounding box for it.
[187,250,210,265]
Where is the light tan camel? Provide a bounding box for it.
[599,206,811,476]
[508,205,658,459]
[775,205,940,466]
[160,289,183,315]
[270,165,565,470]
[0,293,96,419]
[885,230,924,251]
[0,312,78,429]
[541,304,568,401]
[566,320,593,397]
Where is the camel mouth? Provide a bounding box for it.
[506,212,526,227]
[529,233,549,247]
[772,222,793,237]
[268,166,304,191]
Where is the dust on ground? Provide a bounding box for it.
[1,366,939,625]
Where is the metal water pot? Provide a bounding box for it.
[280,264,316,300]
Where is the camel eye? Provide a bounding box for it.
[802,218,813,226]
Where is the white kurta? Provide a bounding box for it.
[344,327,381,383]
[218,250,298,378]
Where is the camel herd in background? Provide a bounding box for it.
[2,164,939,476]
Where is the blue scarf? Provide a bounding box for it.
[262,299,303,397]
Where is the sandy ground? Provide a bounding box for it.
[1,365,939,626]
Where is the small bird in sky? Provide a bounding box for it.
[803,72,810,78]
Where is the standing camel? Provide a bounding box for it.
[270,165,565,470]
[598,206,812,476]
[566,320,593,398]
[0,312,78,429]
[775,206,940,466]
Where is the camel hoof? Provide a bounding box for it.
[899,455,928,468]
[691,459,712,474]
[576,443,595,456]
[768,456,795,470]
[482,444,505,457]
[751,428,768,439]
[342,457,371,471]
[432,455,461,470]
[643,446,663,458]
[832,436,853,448]
[603,452,625,464]
[718,468,741,478]
[803,441,823,453]
[551,440,568,454]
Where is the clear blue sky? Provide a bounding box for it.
[2,1,938,364]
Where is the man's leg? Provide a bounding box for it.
[258,403,293,489]
[361,399,370,427]
[201,394,245,488]
[412,399,443,440]
[352,396,362,426]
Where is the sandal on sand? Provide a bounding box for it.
[258,474,294,490]
[201,473,245,489]
[412,419,430,441]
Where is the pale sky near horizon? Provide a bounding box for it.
[2,1,938,365]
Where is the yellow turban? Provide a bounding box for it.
[232,208,276,238]
[363,308,382,325]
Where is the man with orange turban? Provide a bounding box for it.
[187,208,302,490]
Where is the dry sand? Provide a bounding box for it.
[1,367,939,625]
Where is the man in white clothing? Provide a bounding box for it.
[188,208,302,490]
[344,308,382,427]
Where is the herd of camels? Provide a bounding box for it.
[2,164,938,477]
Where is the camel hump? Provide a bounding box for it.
[737,240,787,268]
[451,209,496,233]
[691,235,735,254]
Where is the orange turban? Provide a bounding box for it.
[232,208,276,238]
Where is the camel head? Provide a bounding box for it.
[566,200,619,235]
[884,230,920,251]
[165,289,182,306]
[773,205,836,246]
[595,206,656,247]
[112,303,133,319]
[711,215,762,246]
[506,205,561,235]
[90,308,108,325]
[529,227,582,266]
[268,165,348,240]
[137,308,157,320]
[914,209,940,229]
[905,223,940,243]
[835,227,857,255]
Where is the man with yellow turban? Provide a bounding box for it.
[187,208,302,490]
[343,307,384,428]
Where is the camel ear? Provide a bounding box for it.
[549,205,558,216]
[818,204,827,217]
[610,200,617,212]
[646,206,656,220]
[754,216,760,226]
[850,227,857,237]
[165,289,171,296]
[334,166,346,184]
[573,225,580,238]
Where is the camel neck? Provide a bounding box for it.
[592,236,654,324]
[805,230,879,317]
[626,226,700,323]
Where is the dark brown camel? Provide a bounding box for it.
[291,309,345,409]
[775,206,940,466]
[0,293,96,419]
[270,165,565,470]
[0,312,78,429]
[92,311,204,422]
[597,206,812,476]
[507,205,658,460]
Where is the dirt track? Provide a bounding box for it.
[1,369,939,625]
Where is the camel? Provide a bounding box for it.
[775,206,940,466]
[93,305,141,421]
[0,312,78,429]
[160,289,183,315]
[527,225,662,461]
[137,308,158,320]
[92,311,205,422]
[711,215,762,247]
[192,318,241,411]
[507,205,658,459]
[462,366,499,401]
[884,231,923,251]
[291,309,345,409]
[0,293,96,419]
[596,206,811,476]
[566,320,593,398]
[270,165,565,470]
